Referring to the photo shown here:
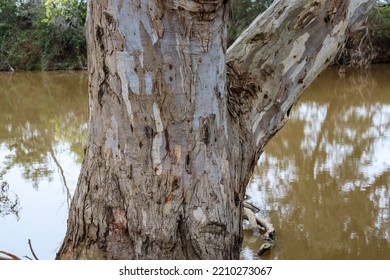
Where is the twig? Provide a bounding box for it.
[243,201,260,213]
[28,239,39,260]
[49,147,72,207]
[0,250,21,260]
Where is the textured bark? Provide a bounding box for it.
[57,0,375,260]
[226,0,376,152]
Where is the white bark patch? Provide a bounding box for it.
[193,50,223,128]
[272,1,300,29]
[256,129,266,146]
[104,128,115,150]
[313,34,338,71]
[219,183,227,205]
[252,111,266,134]
[193,207,206,223]
[145,71,153,95]
[152,102,163,175]
[291,60,306,81]
[139,52,144,69]
[331,20,347,36]
[116,51,140,95]
[174,144,181,164]
[153,102,164,133]
[142,210,148,227]
[128,56,140,95]
[121,2,142,52]
[282,32,310,75]
[140,1,158,44]
[348,0,370,21]
[117,51,134,124]
[152,135,162,175]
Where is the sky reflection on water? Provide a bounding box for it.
[243,66,390,260]
[0,66,389,259]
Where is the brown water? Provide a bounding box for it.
[0,66,389,259]
[0,71,88,259]
[242,65,390,260]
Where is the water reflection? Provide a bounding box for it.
[0,174,20,220]
[243,65,390,259]
[1,66,389,259]
[0,72,87,185]
[0,71,87,259]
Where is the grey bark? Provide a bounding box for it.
[57,0,375,260]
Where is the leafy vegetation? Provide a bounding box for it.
[228,0,274,45]
[0,0,86,71]
[338,4,390,66]
[369,5,390,62]
[0,0,388,70]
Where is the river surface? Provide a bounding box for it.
[1,66,389,259]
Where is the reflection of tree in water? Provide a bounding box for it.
[248,65,390,259]
[0,173,20,220]
[0,72,88,191]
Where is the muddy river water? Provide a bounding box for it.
[1,65,389,259]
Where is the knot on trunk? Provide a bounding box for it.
[226,64,257,120]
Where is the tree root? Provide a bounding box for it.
[243,202,275,239]
[243,202,276,257]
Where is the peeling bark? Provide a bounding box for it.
[57,0,375,260]
[226,0,375,152]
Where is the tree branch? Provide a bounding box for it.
[49,147,71,207]
[0,250,21,260]
[28,239,39,260]
[226,0,376,152]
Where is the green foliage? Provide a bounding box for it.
[340,4,390,66]
[43,0,86,24]
[0,0,86,71]
[370,5,390,44]
[1,0,387,70]
[36,0,87,69]
[228,0,274,45]
[0,0,41,70]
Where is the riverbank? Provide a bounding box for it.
[0,3,389,71]
[338,5,390,66]
[0,0,86,71]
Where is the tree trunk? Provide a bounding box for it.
[57,0,375,260]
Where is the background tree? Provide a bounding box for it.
[228,0,274,45]
[36,0,87,69]
[338,1,390,66]
[0,0,41,70]
[57,0,376,260]
[0,0,86,70]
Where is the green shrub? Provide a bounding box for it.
[0,0,86,71]
[228,0,274,46]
